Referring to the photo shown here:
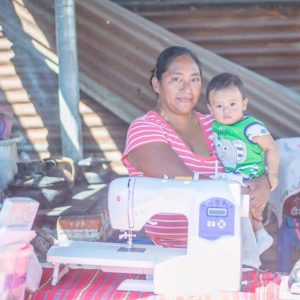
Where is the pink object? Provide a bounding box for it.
[0,243,33,300]
[0,105,13,139]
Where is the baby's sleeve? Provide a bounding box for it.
[245,122,270,143]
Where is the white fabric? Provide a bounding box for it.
[26,252,42,292]
[241,217,261,268]
[255,228,273,255]
[268,137,300,226]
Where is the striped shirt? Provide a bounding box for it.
[122,111,223,247]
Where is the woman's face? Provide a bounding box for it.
[153,55,202,116]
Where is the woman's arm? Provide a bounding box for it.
[127,142,194,178]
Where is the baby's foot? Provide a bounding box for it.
[255,229,273,255]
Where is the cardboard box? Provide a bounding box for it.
[57,211,113,242]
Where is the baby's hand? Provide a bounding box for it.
[268,173,278,191]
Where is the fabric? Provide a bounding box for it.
[285,216,300,250]
[241,217,261,269]
[26,268,283,300]
[278,217,295,272]
[122,111,223,247]
[211,115,269,179]
[268,137,300,226]
[255,229,273,256]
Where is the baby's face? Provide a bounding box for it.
[207,85,248,125]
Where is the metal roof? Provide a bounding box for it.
[116,0,300,94]
[78,0,300,137]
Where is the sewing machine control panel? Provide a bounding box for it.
[199,198,235,240]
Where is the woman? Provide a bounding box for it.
[122,46,270,249]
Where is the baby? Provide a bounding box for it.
[206,72,280,255]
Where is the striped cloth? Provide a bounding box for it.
[122,111,223,247]
[122,111,222,176]
[26,268,283,300]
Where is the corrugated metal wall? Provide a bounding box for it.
[116,0,300,93]
[77,0,300,138]
[69,0,300,137]
[0,0,299,172]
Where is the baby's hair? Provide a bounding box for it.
[150,46,202,86]
[206,72,246,103]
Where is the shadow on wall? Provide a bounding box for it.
[0,0,60,159]
[0,0,129,169]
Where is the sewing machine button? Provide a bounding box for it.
[217,219,226,229]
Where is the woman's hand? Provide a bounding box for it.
[244,174,271,213]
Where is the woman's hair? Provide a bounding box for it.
[206,72,246,103]
[150,46,202,85]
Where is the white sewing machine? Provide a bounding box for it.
[47,176,247,295]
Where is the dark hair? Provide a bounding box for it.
[206,72,246,103]
[150,46,202,85]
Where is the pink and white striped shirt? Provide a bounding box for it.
[122,111,223,247]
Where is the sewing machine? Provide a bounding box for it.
[47,176,247,295]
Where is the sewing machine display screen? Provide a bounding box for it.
[199,197,235,240]
[207,208,227,217]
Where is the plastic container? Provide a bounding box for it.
[0,243,33,300]
[0,197,39,230]
[0,138,20,190]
